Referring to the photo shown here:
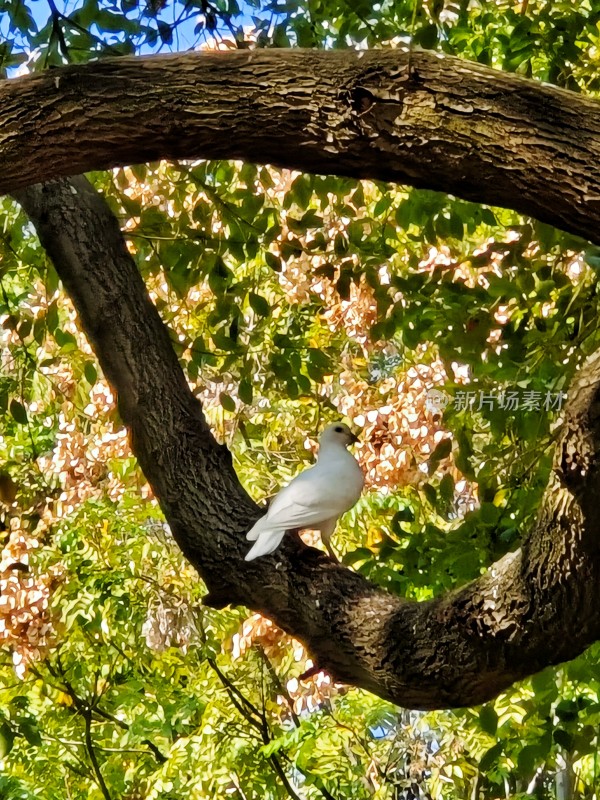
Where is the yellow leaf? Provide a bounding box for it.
[493,489,508,507]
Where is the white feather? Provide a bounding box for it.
[245,423,364,561]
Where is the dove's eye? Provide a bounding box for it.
[334,426,344,433]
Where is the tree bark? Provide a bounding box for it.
[3,48,600,243]
[12,175,600,710]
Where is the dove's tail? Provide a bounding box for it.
[244,528,287,561]
[246,514,269,542]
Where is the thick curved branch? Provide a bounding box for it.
[12,176,600,710]
[3,48,600,243]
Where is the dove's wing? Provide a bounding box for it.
[243,498,343,561]
[245,448,364,561]
[248,462,350,535]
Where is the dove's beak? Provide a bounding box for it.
[350,431,360,444]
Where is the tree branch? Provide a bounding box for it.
[12,176,600,710]
[3,48,600,242]
[207,658,305,800]
[83,707,113,800]
[43,660,113,800]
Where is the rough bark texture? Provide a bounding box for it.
[12,176,600,710]
[3,48,600,243]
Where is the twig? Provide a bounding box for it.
[47,0,71,60]
[83,707,113,800]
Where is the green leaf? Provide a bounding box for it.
[428,438,452,466]
[211,329,237,351]
[9,399,28,425]
[393,506,415,524]
[553,729,574,750]
[84,362,97,386]
[439,473,454,503]
[517,743,539,778]
[336,270,352,301]
[584,246,600,271]
[265,252,282,272]
[479,741,502,771]
[415,23,438,49]
[238,379,253,405]
[208,258,232,294]
[334,233,349,256]
[286,379,299,399]
[479,705,498,736]
[422,483,437,505]
[481,208,498,227]
[249,292,270,317]
[449,213,464,240]
[289,175,312,209]
[54,328,78,350]
[555,699,578,722]
[157,20,172,43]
[480,502,501,525]
[0,722,13,758]
[17,719,42,747]
[219,393,236,412]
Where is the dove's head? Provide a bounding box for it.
[319,422,360,451]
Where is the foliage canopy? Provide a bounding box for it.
[3,0,600,798]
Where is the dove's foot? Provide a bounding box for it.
[324,542,339,562]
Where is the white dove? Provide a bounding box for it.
[244,422,364,561]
